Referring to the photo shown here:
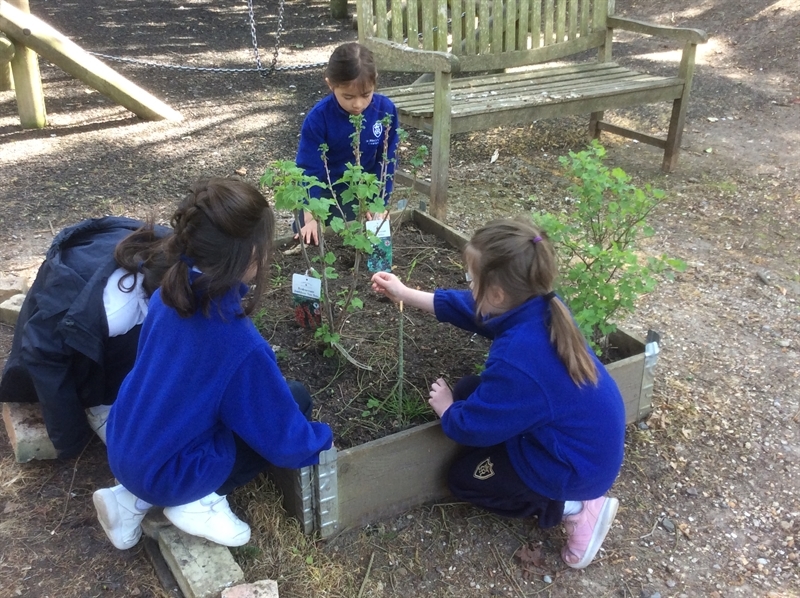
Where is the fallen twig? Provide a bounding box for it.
[357,551,375,598]
[50,439,92,535]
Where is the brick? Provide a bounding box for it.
[222,580,279,598]
[0,275,27,302]
[156,525,244,598]
[2,402,57,462]
[0,293,25,325]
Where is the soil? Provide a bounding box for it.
[262,223,491,449]
[1,1,799,597]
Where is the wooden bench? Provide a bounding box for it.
[356,0,708,218]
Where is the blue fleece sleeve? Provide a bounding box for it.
[433,289,494,338]
[220,346,333,468]
[440,354,550,446]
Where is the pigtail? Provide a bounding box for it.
[159,251,197,318]
[527,231,599,387]
[159,203,201,318]
[547,298,599,386]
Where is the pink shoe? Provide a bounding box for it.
[561,496,619,569]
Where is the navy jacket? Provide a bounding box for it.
[0,217,169,458]
[434,289,626,501]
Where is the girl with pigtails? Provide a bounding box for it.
[93,178,332,551]
[371,217,625,569]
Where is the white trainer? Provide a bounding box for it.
[85,405,112,444]
[93,484,150,550]
[163,492,251,547]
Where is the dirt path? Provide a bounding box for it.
[1,1,798,597]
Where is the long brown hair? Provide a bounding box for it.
[114,219,171,298]
[159,178,275,318]
[465,218,598,386]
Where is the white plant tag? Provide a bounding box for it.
[291,273,321,328]
[366,219,392,273]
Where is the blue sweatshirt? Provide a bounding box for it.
[296,93,399,212]
[106,285,333,506]
[434,289,625,501]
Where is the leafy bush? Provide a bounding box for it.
[260,114,427,362]
[532,141,685,353]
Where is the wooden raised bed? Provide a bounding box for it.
[271,209,652,537]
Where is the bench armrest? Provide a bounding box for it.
[607,16,708,45]
[363,38,460,74]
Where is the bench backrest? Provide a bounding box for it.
[357,0,612,72]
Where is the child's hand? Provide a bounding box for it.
[429,378,453,417]
[371,272,406,303]
[367,211,388,222]
[295,211,319,246]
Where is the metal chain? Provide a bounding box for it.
[86,0,326,75]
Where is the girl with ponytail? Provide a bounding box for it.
[371,217,625,569]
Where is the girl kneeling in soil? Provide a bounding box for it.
[93,178,333,550]
[371,218,625,569]
[294,41,399,246]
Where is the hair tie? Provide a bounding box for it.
[137,260,145,273]
[542,291,556,303]
[531,235,542,244]
[179,254,195,268]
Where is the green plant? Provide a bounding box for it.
[261,115,427,366]
[532,141,685,353]
[270,263,287,287]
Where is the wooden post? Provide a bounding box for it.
[662,41,698,172]
[1,34,14,91]
[429,70,452,220]
[6,0,46,128]
[0,1,182,122]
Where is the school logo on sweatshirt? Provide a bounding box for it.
[473,458,495,480]
[372,121,383,139]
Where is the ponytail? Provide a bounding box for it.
[468,218,599,387]
[548,297,598,386]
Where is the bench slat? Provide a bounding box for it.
[384,61,633,96]
[455,30,604,71]
[389,73,672,113]
[556,0,566,43]
[544,0,554,45]
[397,81,684,134]
[516,0,529,50]
[464,0,477,54]
[384,68,680,117]
[580,0,590,36]
[531,0,542,49]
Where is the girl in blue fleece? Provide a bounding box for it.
[371,218,625,569]
[93,178,333,550]
[295,41,400,245]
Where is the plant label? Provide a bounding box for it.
[292,273,322,329]
[366,219,392,273]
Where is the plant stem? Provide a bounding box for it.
[398,301,404,420]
